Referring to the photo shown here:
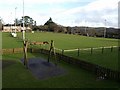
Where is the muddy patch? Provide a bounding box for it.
[21,58,67,80]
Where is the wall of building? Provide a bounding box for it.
[2,26,32,32]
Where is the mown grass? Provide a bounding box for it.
[2,53,119,88]
[2,32,119,88]
[2,32,118,49]
[2,32,23,49]
[22,32,118,49]
[2,32,119,70]
[64,47,119,71]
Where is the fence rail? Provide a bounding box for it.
[1,48,23,54]
[55,46,119,52]
[1,46,118,54]
[55,46,119,56]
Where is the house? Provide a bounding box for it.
[2,25,32,32]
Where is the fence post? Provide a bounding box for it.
[119,47,120,51]
[78,48,80,56]
[102,47,104,54]
[13,48,14,53]
[61,49,64,62]
[111,46,113,52]
[91,48,93,54]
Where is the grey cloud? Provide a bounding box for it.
[72,7,117,27]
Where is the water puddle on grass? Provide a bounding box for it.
[21,58,67,80]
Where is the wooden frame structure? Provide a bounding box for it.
[23,40,57,68]
[23,40,49,68]
[48,40,57,65]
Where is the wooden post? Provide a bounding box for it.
[48,50,51,63]
[111,46,113,52]
[102,47,104,54]
[31,48,33,53]
[48,40,53,63]
[13,48,14,53]
[23,40,28,69]
[91,48,93,54]
[53,46,57,66]
[78,48,80,56]
[48,40,57,65]
[62,49,64,55]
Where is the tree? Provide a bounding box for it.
[34,21,37,26]
[44,17,54,25]
[44,17,67,32]
[19,16,35,28]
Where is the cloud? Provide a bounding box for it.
[25,0,78,4]
[0,0,82,5]
[0,0,119,27]
[52,0,119,27]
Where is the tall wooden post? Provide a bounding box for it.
[23,40,28,69]
[62,49,64,55]
[48,40,57,65]
[48,40,53,63]
[111,46,113,52]
[91,48,93,54]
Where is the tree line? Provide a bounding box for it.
[15,16,36,28]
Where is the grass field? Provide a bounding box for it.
[2,53,119,88]
[2,32,119,88]
[2,32,119,70]
[24,32,118,49]
[2,32,22,48]
[2,32,118,49]
[64,47,119,71]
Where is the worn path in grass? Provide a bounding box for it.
[21,58,67,80]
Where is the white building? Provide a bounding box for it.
[2,25,32,32]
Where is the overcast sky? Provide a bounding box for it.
[0,0,119,27]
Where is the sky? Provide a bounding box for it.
[0,0,119,28]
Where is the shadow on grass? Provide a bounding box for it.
[2,60,17,69]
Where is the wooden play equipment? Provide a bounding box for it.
[23,40,57,68]
[23,40,29,68]
[48,40,57,65]
[23,40,49,68]
[30,41,49,45]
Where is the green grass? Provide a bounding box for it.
[2,32,119,88]
[64,47,119,71]
[2,32,119,70]
[2,53,119,88]
[2,32,118,49]
[2,32,23,49]
[22,32,118,49]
